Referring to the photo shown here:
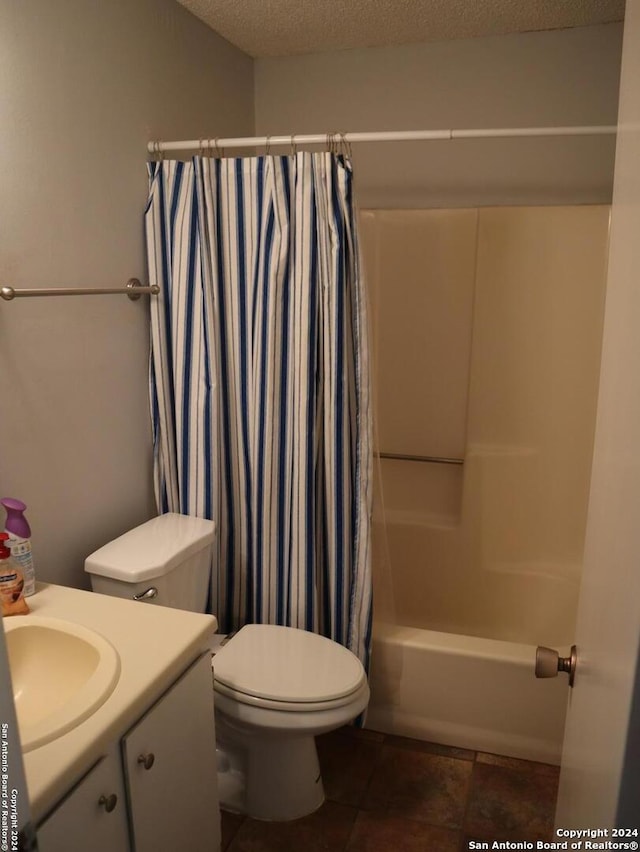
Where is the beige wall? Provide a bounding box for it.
[255,24,622,208]
[0,0,254,588]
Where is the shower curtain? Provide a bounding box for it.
[145,152,372,669]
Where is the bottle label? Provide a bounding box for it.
[7,535,30,556]
[0,559,29,615]
[5,532,35,596]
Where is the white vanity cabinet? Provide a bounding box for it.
[37,653,220,852]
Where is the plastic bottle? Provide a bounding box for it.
[1,498,36,597]
[0,531,29,615]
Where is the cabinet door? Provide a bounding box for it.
[122,653,220,852]
[37,746,130,852]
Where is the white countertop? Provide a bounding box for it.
[15,583,217,824]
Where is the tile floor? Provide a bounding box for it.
[220,726,560,852]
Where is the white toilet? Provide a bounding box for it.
[85,512,369,821]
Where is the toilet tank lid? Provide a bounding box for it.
[84,513,215,582]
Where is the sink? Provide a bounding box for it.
[3,615,120,752]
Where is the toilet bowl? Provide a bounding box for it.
[84,513,369,821]
[212,624,369,820]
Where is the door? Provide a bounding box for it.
[122,653,220,852]
[37,749,130,852]
[554,0,640,828]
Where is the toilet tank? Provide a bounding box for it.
[85,513,216,613]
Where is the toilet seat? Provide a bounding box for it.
[212,624,366,712]
[213,678,369,712]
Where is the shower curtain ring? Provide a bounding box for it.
[290,134,297,156]
[265,135,272,156]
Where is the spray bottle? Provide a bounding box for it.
[1,498,36,597]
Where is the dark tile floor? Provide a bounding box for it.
[220,726,560,852]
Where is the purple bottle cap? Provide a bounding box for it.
[1,498,31,538]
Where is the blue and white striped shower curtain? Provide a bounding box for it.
[145,153,373,669]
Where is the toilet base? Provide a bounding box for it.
[216,714,325,821]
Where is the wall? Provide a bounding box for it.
[0,0,254,588]
[255,24,623,208]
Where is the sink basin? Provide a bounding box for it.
[4,615,120,752]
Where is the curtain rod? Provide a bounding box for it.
[148,125,617,154]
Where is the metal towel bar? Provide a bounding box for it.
[0,278,158,301]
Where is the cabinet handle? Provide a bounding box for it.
[98,793,118,813]
[137,753,155,770]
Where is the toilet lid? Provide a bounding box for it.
[212,624,365,704]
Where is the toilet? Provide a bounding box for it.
[84,512,369,821]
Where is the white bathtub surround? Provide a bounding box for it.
[367,623,568,764]
[372,513,581,649]
[364,205,609,763]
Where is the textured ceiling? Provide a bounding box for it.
[177,0,625,58]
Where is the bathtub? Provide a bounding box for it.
[365,515,579,765]
[366,622,570,764]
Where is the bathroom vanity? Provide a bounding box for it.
[4,583,220,852]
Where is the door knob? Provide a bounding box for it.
[535,645,577,687]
